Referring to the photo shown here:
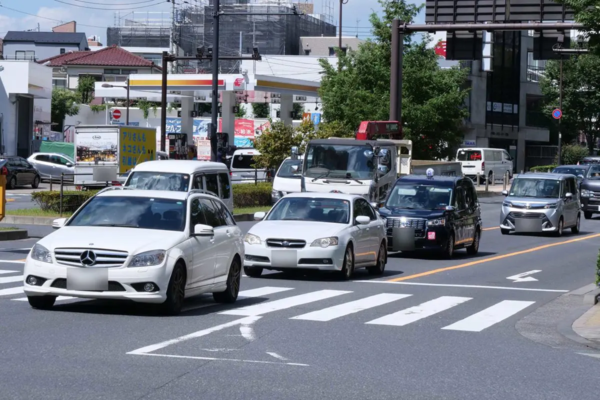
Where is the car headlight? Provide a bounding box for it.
[272,189,283,199]
[244,233,262,245]
[581,189,591,197]
[129,250,166,267]
[503,201,513,207]
[310,237,339,248]
[31,244,52,263]
[544,203,558,209]
[427,218,446,226]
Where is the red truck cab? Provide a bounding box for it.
[356,121,402,141]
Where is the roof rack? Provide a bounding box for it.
[187,189,219,199]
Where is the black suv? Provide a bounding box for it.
[377,175,482,259]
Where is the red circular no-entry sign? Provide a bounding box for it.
[112,109,121,119]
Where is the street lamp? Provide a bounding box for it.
[102,78,130,124]
[339,0,349,52]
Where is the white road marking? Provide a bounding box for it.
[12,296,77,302]
[127,316,261,355]
[240,323,256,341]
[0,260,25,264]
[578,353,600,359]
[366,296,472,327]
[507,270,541,283]
[356,280,569,293]
[0,275,23,284]
[219,290,352,317]
[0,286,23,297]
[266,352,288,361]
[131,352,309,367]
[442,300,535,332]
[290,293,411,322]
[0,269,18,275]
[238,286,294,298]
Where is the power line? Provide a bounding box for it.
[53,0,167,11]
[71,0,158,4]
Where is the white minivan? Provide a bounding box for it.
[123,160,233,211]
[230,148,267,184]
[271,156,303,204]
[456,147,514,184]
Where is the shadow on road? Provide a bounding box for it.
[388,250,496,261]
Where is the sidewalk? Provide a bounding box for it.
[573,290,600,345]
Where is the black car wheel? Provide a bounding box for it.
[243,266,263,278]
[8,176,16,189]
[554,218,564,237]
[466,229,480,255]
[501,228,510,235]
[214,257,241,303]
[340,245,355,280]
[160,263,186,316]
[27,295,56,310]
[442,234,455,259]
[31,175,40,189]
[367,242,387,275]
[572,214,581,234]
[584,211,593,220]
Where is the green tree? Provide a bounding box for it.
[254,120,300,170]
[136,99,159,119]
[76,75,96,104]
[556,143,589,165]
[51,88,79,133]
[293,103,304,118]
[235,104,247,118]
[560,0,600,54]
[317,0,470,160]
[540,54,600,152]
[252,102,270,118]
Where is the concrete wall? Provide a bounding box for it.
[299,36,364,56]
[3,42,81,61]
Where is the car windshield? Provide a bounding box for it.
[581,158,600,165]
[267,197,350,224]
[304,144,375,180]
[385,183,453,210]
[232,154,256,169]
[552,167,587,176]
[509,178,560,198]
[277,159,302,179]
[125,171,190,192]
[457,150,482,161]
[586,165,600,180]
[68,196,186,231]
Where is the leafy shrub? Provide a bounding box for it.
[233,183,272,208]
[596,249,600,287]
[556,144,589,165]
[529,165,557,172]
[32,190,98,213]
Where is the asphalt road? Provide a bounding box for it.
[1,195,599,400]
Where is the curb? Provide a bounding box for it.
[556,283,600,350]
[2,213,258,226]
[0,229,28,241]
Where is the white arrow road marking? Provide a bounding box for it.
[267,352,288,361]
[240,323,256,341]
[507,270,541,283]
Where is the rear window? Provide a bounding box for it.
[125,171,190,192]
[457,150,482,161]
[232,154,256,169]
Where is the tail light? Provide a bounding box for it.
[481,161,485,171]
[111,181,122,187]
[0,166,8,176]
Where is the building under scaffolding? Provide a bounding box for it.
[106,1,335,73]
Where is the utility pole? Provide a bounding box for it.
[210,0,221,162]
[339,0,349,51]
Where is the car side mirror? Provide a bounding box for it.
[578,175,584,180]
[370,202,379,209]
[193,224,214,236]
[502,190,508,196]
[445,206,455,212]
[565,192,573,199]
[52,218,67,229]
[254,211,266,221]
[355,216,370,225]
[66,162,73,167]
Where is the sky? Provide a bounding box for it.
[0,0,443,45]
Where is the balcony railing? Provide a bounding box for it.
[526,65,546,83]
[1,55,37,61]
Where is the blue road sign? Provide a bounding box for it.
[552,109,562,119]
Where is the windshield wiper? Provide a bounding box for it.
[348,177,363,184]
[311,171,330,182]
[92,223,139,228]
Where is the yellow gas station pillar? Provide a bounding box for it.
[0,173,6,222]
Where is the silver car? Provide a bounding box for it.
[500,173,581,236]
[28,152,75,182]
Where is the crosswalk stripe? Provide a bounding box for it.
[0,269,17,275]
[366,296,472,327]
[0,275,23,284]
[0,286,23,297]
[220,290,352,317]
[290,293,412,322]
[441,300,535,332]
[238,287,294,298]
[12,296,77,302]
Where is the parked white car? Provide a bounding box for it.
[244,192,387,280]
[456,147,514,184]
[23,188,244,315]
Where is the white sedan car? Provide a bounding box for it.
[243,193,387,279]
[23,189,244,315]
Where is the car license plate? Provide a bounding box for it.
[428,232,436,240]
[271,250,297,267]
[66,268,108,291]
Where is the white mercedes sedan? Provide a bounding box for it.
[243,193,387,280]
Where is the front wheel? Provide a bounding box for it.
[214,257,241,303]
[339,245,355,280]
[572,214,581,234]
[243,266,263,278]
[554,218,564,237]
[501,228,510,235]
[160,264,186,316]
[8,176,16,190]
[466,229,480,255]
[367,243,387,275]
[584,211,593,220]
[441,234,455,259]
[27,295,56,310]
[31,175,40,189]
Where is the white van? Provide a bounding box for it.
[123,160,233,211]
[271,156,303,204]
[230,148,267,184]
[456,147,514,184]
